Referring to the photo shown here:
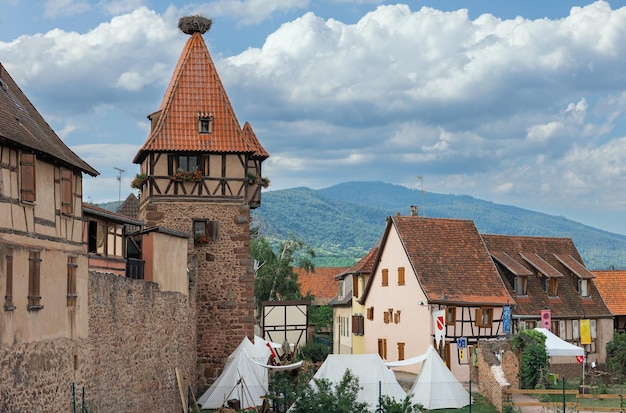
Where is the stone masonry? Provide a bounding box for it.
[139,200,255,391]
[0,272,196,413]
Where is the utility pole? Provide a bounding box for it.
[417,175,426,217]
[114,167,125,204]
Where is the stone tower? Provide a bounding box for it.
[132,20,269,389]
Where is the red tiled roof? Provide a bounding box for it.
[592,270,626,315]
[295,267,348,305]
[0,63,98,176]
[481,234,611,318]
[133,33,268,163]
[363,216,512,305]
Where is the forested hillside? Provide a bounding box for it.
[251,181,626,270]
[99,181,626,269]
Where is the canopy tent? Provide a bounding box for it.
[534,328,584,356]
[198,336,272,410]
[393,346,470,410]
[300,354,406,411]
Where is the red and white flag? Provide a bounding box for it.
[576,355,584,365]
[433,309,446,348]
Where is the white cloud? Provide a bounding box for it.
[44,0,91,18]
[193,0,309,25]
[98,0,145,15]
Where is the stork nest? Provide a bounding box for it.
[178,15,212,35]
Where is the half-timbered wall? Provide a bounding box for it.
[136,152,261,207]
[0,144,88,344]
[363,223,506,382]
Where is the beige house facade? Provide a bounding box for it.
[360,214,513,382]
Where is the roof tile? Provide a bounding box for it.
[295,267,348,305]
[592,270,626,315]
[134,33,268,163]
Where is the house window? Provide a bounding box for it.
[515,276,528,296]
[398,342,405,361]
[367,306,374,320]
[20,152,36,203]
[338,280,345,300]
[107,225,124,257]
[446,307,456,325]
[475,307,493,328]
[397,267,405,286]
[579,279,590,297]
[28,251,42,310]
[394,310,401,324]
[382,269,388,286]
[67,256,77,306]
[546,278,559,297]
[352,275,359,298]
[199,114,213,134]
[378,338,387,359]
[193,220,219,244]
[352,314,364,336]
[168,154,201,174]
[4,249,14,311]
[60,168,73,215]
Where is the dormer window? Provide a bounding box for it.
[515,276,528,296]
[546,277,559,297]
[199,113,213,134]
[579,279,590,297]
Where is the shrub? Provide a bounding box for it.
[289,369,369,413]
[299,342,330,363]
[512,329,550,389]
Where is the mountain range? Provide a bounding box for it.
[249,181,626,270]
[98,181,626,270]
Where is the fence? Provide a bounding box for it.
[507,386,625,413]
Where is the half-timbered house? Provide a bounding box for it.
[0,62,98,344]
[360,212,513,381]
[482,234,613,367]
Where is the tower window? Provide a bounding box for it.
[199,114,213,134]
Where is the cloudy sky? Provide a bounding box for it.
[2,0,626,234]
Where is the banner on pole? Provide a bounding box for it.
[433,309,445,348]
[580,319,591,345]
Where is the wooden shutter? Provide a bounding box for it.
[398,342,405,361]
[20,153,36,202]
[398,267,405,285]
[352,276,359,297]
[382,269,388,286]
[61,169,73,215]
[384,311,389,324]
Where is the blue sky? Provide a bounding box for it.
[2,0,626,236]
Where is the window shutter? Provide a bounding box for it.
[398,267,405,285]
[352,276,359,298]
[359,316,364,336]
[167,155,174,175]
[20,153,36,202]
[382,269,388,286]
[384,312,389,324]
[61,169,73,215]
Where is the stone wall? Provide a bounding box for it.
[0,272,196,413]
[477,338,519,412]
[139,200,255,391]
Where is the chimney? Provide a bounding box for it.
[410,205,419,216]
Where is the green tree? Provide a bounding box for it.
[251,233,315,314]
[289,369,369,413]
[512,329,549,389]
[606,331,626,380]
[309,305,333,333]
[380,395,422,413]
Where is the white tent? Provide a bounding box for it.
[407,346,470,409]
[534,328,584,356]
[198,336,271,410]
[304,354,407,411]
